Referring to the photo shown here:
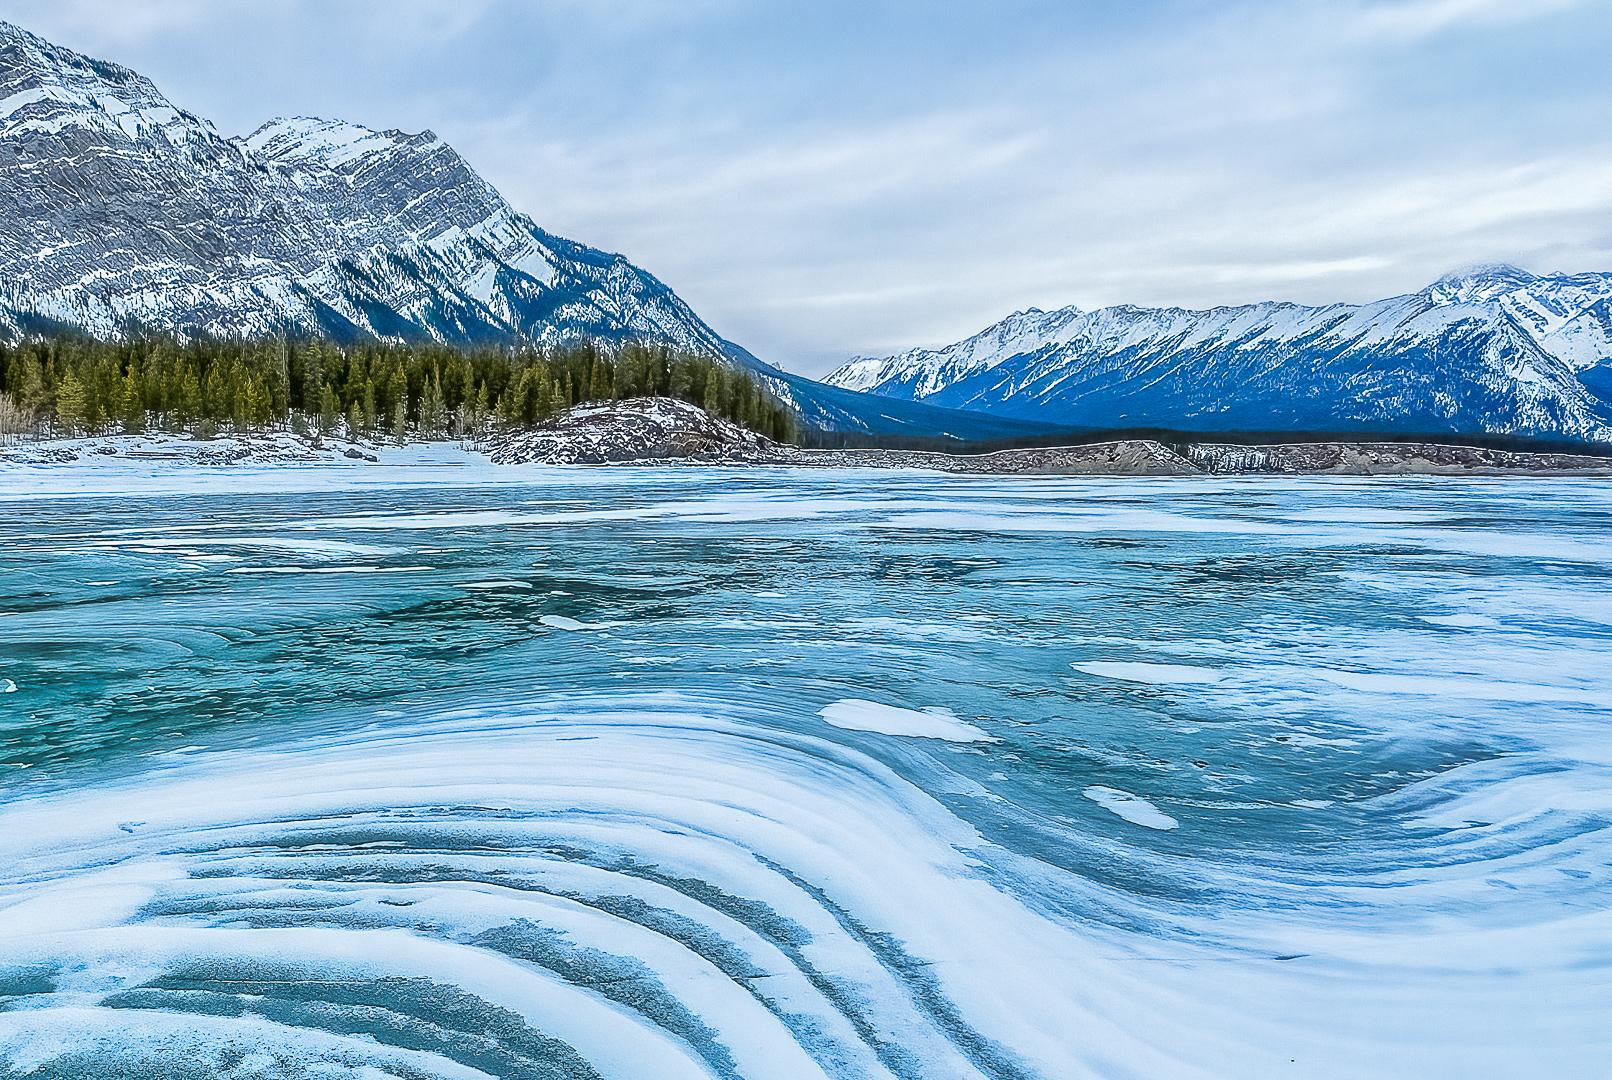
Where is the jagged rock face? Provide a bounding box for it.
[827,265,1612,443]
[0,20,733,355]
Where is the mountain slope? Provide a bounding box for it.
[827,266,1612,443]
[0,20,1045,441]
[0,19,742,354]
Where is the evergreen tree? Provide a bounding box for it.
[0,334,798,446]
[702,368,722,417]
[120,371,144,434]
[420,372,446,436]
[55,370,87,435]
[177,368,201,426]
[15,355,46,416]
[669,358,693,402]
[586,358,608,402]
[318,384,340,435]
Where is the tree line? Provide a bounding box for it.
[0,336,798,445]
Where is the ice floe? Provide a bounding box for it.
[817,699,995,742]
[1419,613,1503,629]
[539,615,601,632]
[1082,785,1181,830]
[1072,661,1225,685]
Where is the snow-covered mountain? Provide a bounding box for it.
[0,22,722,352]
[0,20,1053,441]
[828,266,1612,443]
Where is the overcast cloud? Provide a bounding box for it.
[7,0,1610,374]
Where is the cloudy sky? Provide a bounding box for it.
[8,0,1612,374]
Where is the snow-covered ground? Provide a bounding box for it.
[0,430,397,467]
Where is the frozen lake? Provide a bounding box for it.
[2,460,1610,1078]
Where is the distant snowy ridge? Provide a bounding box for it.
[827,265,1612,443]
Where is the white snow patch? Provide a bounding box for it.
[817,699,994,743]
[1083,786,1180,830]
[1072,661,1225,685]
[224,566,432,576]
[539,615,600,632]
[1420,614,1503,629]
[1311,668,1600,703]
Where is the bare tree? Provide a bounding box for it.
[0,392,34,446]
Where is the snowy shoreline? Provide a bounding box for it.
[4,397,1612,478]
[0,431,415,469]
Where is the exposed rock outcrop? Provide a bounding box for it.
[489,398,777,465]
[1187,441,1612,476]
[785,440,1198,475]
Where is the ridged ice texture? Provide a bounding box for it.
[2,462,1610,1078]
[827,265,1612,441]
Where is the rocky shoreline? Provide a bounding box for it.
[487,399,1612,476]
[1183,440,1612,476]
[782,440,1612,476]
[780,439,1198,475]
[0,431,383,467]
[4,398,1610,476]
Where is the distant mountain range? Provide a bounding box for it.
[827,265,1612,443]
[5,19,1609,445]
[0,20,1051,441]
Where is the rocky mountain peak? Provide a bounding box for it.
[0,20,729,359]
[1425,263,1538,305]
[0,20,209,146]
[241,116,443,170]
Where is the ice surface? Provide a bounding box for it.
[3,466,1611,1078]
